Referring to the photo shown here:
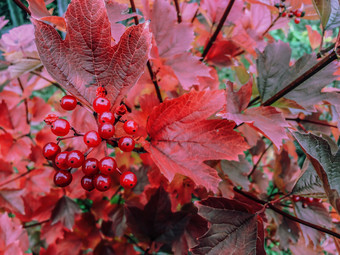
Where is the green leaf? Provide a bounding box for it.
[312,0,332,28]
[292,132,340,213]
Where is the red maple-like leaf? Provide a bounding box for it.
[33,0,151,109]
[222,82,289,148]
[145,90,249,192]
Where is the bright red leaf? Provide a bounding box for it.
[33,0,151,109]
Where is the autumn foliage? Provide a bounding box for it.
[1,0,340,254]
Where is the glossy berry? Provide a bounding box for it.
[295,10,302,17]
[60,95,77,111]
[54,170,72,187]
[120,171,137,189]
[118,136,135,152]
[281,12,287,17]
[42,142,61,160]
[93,97,111,113]
[99,157,117,175]
[123,120,138,135]
[305,197,314,203]
[82,158,99,176]
[98,111,114,124]
[81,175,95,191]
[51,119,70,136]
[292,195,301,203]
[93,174,112,192]
[294,18,300,24]
[54,151,70,170]
[67,150,84,168]
[83,131,101,147]
[99,123,115,139]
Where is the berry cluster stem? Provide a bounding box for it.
[17,78,30,125]
[233,187,340,239]
[129,0,163,103]
[201,0,236,60]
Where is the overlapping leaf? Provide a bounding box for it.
[33,0,151,109]
[293,132,340,213]
[145,90,249,192]
[256,42,338,111]
[191,197,265,255]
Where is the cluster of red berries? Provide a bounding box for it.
[42,91,139,192]
[274,0,305,24]
[291,195,322,207]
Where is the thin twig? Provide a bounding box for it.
[129,0,163,103]
[12,0,31,16]
[0,170,33,188]
[233,187,340,239]
[262,51,338,106]
[30,71,67,94]
[23,219,50,228]
[248,142,272,179]
[286,118,338,129]
[201,0,236,59]
[317,43,335,58]
[191,8,199,23]
[17,78,30,124]
[247,95,261,108]
[173,0,182,23]
[261,14,280,37]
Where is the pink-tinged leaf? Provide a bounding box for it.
[145,90,248,192]
[221,155,251,190]
[151,0,194,58]
[0,189,25,214]
[51,196,80,230]
[0,101,14,130]
[306,25,322,50]
[205,40,243,67]
[0,16,8,30]
[191,197,265,255]
[164,53,211,90]
[200,0,243,24]
[105,0,138,41]
[0,213,29,254]
[223,82,289,148]
[33,0,151,109]
[27,0,51,18]
[0,25,36,53]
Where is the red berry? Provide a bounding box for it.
[118,136,135,152]
[281,12,287,17]
[93,174,112,191]
[93,97,111,113]
[120,171,137,189]
[82,158,99,176]
[98,111,114,124]
[51,119,70,136]
[99,157,117,175]
[81,175,95,191]
[99,123,115,139]
[83,131,101,147]
[305,197,314,203]
[54,151,69,170]
[60,95,77,111]
[42,142,61,160]
[288,12,294,18]
[123,120,138,135]
[316,198,323,203]
[54,170,72,187]
[292,195,300,203]
[67,150,84,168]
[295,10,302,17]
[294,18,300,24]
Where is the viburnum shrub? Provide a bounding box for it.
[1,0,340,254]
